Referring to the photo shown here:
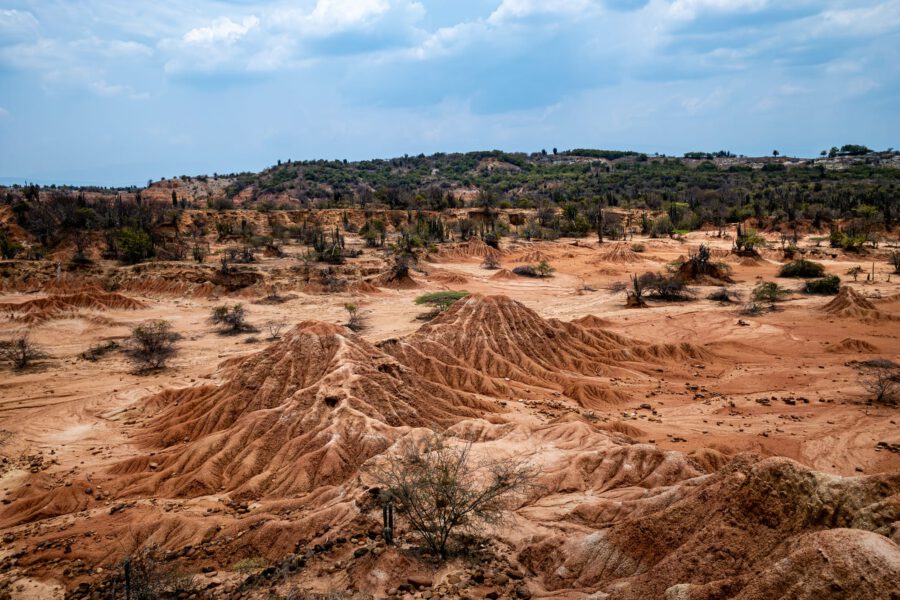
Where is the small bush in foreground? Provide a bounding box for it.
[803,275,841,295]
[779,259,825,278]
[368,433,535,559]
[0,335,48,370]
[128,320,177,371]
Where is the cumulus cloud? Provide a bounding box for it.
[183,16,260,45]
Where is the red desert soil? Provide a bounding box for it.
[0,228,898,599]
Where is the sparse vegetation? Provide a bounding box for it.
[752,281,790,305]
[708,287,741,303]
[368,433,535,559]
[414,291,469,317]
[0,335,48,370]
[859,359,899,406]
[345,303,366,332]
[890,252,900,274]
[779,259,825,278]
[210,304,250,334]
[481,254,501,269]
[803,275,841,295]
[128,320,177,371]
[81,340,120,361]
[120,546,198,600]
[266,319,287,339]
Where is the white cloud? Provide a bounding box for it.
[0,9,39,39]
[487,0,598,24]
[0,106,9,118]
[183,16,260,45]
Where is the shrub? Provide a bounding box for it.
[847,265,863,281]
[536,260,554,277]
[0,233,23,259]
[415,291,469,312]
[0,335,48,370]
[512,265,539,277]
[265,319,287,339]
[118,227,153,264]
[210,304,249,334]
[626,273,647,307]
[779,259,825,278]
[752,281,790,304]
[128,320,177,371]
[345,303,365,332]
[191,245,206,264]
[860,359,898,405]
[81,340,120,361]
[630,243,645,253]
[481,254,501,269]
[639,272,693,301]
[120,546,198,600]
[368,433,534,559]
[891,252,900,274]
[708,287,741,303]
[803,275,841,295]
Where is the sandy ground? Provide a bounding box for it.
[0,230,898,599]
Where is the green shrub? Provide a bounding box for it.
[118,227,153,264]
[414,291,469,311]
[779,259,825,278]
[803,275,840,295]
[752,281,790,304]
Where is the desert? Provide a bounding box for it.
[1,167,898,599]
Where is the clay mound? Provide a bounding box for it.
[520,455,900,599]
[572,314,614,329]
[437,239,502,260]
[381,295,710,408]
[827,338,879,353]
[373,269,420,289]
[348,281,382,294]
[489,268,518,280]
[429,271,469,285]
[596,243,644,264]
[822,287,897,321]
[114,321,495,498]
[0,291,146,322]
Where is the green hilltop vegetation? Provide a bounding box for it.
[1,147,898,263]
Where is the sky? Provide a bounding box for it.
[0,0,898,187]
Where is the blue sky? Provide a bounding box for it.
[0,0,898,186]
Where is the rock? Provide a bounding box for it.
[354,547,369,558]
[515,586,532,599]
[408,575,433,589]
[486,591,500,599]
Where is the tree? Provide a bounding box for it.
[128,320,177,371]
[860,359,898,405]
[536,260,554,278]
[210,304,248,334]
[772,150,779,157]
[368,433,534,559]
[0,335,48,370]
[118,227,153,264]
[171,190,178,207]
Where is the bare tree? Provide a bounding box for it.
[861,359,899,405]
[368,433,535,559]
[266,319,287,340]
[128,320,177,372]
[0,335,48,370]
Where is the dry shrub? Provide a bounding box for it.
[128,320,177,371]
[368,433,535,559]
[0,335,48,370]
